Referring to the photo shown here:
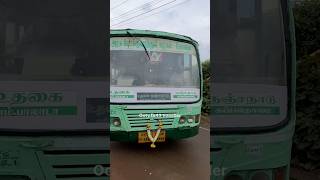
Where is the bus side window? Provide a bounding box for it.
[5,22,16,50]
[237,0,256,19]
[0,22,25,75]
[168,55,183,86]
[192,55,199,86]
[183,54,192,85]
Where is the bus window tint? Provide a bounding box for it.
[211,0,288,129]
[111,47,199,88]
[212,0,286,85]
[0,4,107,81]
[0,1,108,130]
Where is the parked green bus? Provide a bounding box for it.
[110,29,202,147]
[0,1,109,179]
[211,0,296,179]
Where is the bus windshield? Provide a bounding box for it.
[213,0,286,85]
[111,37,200,103]
[212,0,288,129]
[0,3,107,81]
[0,0,108,131]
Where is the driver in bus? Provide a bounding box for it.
[117,66,145,86]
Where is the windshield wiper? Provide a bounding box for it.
[126,31,151,61]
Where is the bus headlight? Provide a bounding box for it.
[179,116,186,124]
[187,116,195,123]
[112,117,121,127]
[180,115,200,124]
[187,118,193,123]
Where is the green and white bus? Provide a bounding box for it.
[110,29,202,147]
[0,1,109,179]
[211,0,295,179]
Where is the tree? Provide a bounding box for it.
[293,0,320,59]
[201,60,210,114]
[291,0,320,170]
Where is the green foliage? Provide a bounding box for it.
[293,0,320,59]
[291,0,320,170]
[292,53,320,170]
[201,60,210,114]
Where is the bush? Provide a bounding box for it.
[201,60,210,114]
[291,0,320,170]
[292,52,320,170]
[293,0,320,59]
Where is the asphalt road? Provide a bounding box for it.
[110,118,210,180]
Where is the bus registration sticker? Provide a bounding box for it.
[138,130,166,143]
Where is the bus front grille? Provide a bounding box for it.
[39,150,109,180]
[124,109,178,130]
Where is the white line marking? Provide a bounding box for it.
[200,126,209,131]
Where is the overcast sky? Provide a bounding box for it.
[110,0,210,61]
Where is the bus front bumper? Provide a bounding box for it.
[110,126,199,142]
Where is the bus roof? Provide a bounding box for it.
[110,29,199,46]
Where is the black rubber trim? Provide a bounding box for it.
[210,147,222,152]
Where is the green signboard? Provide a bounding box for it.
[110,37,196,54]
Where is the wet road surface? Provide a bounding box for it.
[110,118,210,180]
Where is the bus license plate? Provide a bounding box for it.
[138,130,166,143]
